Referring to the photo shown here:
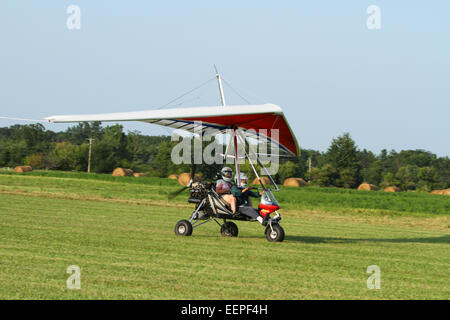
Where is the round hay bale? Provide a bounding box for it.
[168,174,179,180]
[251,176,272,186]
[357,183,379,191]
[112,167,134,177]
[133,173,147,177]
[384,186,401,193]
[283,177,307,187]
[177,172,201,186]
[431,188,450,195]
[14,166,32,173]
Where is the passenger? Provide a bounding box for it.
[231,173,267,225]
[234,173,259,207]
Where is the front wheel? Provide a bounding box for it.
[265,223,284,242]
[220,222,239,237]
[175,220,193,236]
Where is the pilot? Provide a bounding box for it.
[216,167,237,213]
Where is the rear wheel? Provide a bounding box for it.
[220,222,239,237]
[175,220,193,236]
[265,223,284,242]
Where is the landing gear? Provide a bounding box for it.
[175,219,193,236]
[265,223,284,242]
[220,221,239,237]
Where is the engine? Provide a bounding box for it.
[189,182,210,200]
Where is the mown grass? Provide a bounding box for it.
[0,170,448,299]
[276,187,450,217]
[1,169,448,217]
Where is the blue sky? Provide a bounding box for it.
[0,1,449,156]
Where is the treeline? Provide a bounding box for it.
[0,123,448,191]
[280,133,449,191]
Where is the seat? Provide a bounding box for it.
[209,192,234,215]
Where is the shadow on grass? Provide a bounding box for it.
[285,234,450,244]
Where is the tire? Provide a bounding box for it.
[220,222,239,237]
[265,223,284,242]
[175,220,193,236]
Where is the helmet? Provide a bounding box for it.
[235,172,248,187]
[221,167,233,182]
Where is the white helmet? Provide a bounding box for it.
[236,172,248,187]
[221,167,233,182]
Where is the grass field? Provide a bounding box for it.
[0,170,448,299]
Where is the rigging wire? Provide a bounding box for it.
[220,78,252,105]
[221,77,270,105]
[156,77,216,110]
[150,77,217,135]
[167,95,202,108]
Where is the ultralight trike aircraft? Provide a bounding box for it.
[45,72,300,242]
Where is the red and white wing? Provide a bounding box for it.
[46,104,299,156]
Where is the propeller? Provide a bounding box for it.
[168,164,197,200]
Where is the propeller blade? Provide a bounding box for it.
[168,164,197,200]
[168,186,189,200]
[187,164,198,187]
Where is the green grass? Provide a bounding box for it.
[0,170,449,299]
[277,186,450,217]
[1,169,449,217]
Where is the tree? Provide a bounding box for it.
[417,167,438,191]
[338,168,360,189]
[312,164,339,187]
[325,133,362,188]
[277,161,298,183]
[365,160,383,185]
[0,148,11,167]
[396,150,435,168]
[431,157,450,189]
[21,124,46,151]
[46,142,88,171]
[90,125,129,173]
[151,141,181,177]
[64,122,103,145]
[298,149,323,177]
[395,165,419,190]
[381,172,400,188]
[359,149,376,170]
[24,153,46,169]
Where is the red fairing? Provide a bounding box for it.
[259,203,280,211]
[258,203,280,217]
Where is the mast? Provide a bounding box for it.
[214,66,241,186]
[214,65,226,107]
